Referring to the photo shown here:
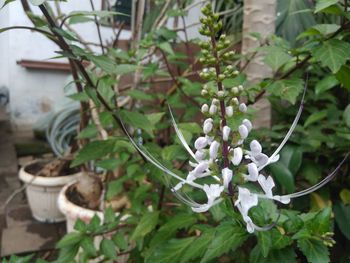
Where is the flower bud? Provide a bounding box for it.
[209,140,220,160]
[222,168,233,189]
[222,126,231,141]
[239,103,247,113]
[194,137,208,150]
[209,104,217,115]
[201,104,209,113]
[242,119,252,131]
[231,98,239,105]
[201,89,208,96]
[195,150,206,161]
[231,147,243,166]
[238,85,244,91]
[212,98,219,105]
[247,163,258,181]
[250,140,262,153]
[193,161,209,175]
[217,90,225,98]
[225,106,233,117]
[238,124,249,139]
[203,120,213,134]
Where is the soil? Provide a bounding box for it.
[24,159,79,177]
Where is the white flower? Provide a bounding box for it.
[222,168,233,189]
[209,104,217,115]
[258,174,275,198]
[231,87,239,94]
[203,120,213,134]
[231,147,243,166]
[194,137,208,150]
[232,98,239,105]
[250,140,262,153]
[245,163,258,181]
[235,187,258,233]
[238,124,249,139]
[222,126,231,141]
[217,91,225,98]
[239,103,247,112]
[238,85,243,91]
[226,106,233,117]
[209,140,220,160]
[212,98,220,105]
[192,184,224,213]
[201,104,209,113]
[205,135,214,144]
[195,150,206,161]
[192,161,209,176]
[242,119,252,132]
[246,140,269,168]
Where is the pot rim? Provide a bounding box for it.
[19,159,82,186]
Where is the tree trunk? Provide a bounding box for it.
[241,0,276,128]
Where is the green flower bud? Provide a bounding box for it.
[218,74,225,81]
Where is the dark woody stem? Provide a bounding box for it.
[209,34,229,169]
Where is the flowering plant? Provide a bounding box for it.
[121,3,348,234]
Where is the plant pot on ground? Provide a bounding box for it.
[19,158,81,223]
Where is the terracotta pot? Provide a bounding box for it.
[19,160,81,223]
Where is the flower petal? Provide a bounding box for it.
[231,147,243,166]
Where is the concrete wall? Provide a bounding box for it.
[0,0,202,132]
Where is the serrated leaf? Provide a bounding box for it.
[120,110,154,136]
[146,112,165,125]
[270,229,292,249]
[90,55,116,74]
[100,238,118,260]
[116,64,138,75]
[315,0,339,13]
[80,237,97,257]
[257,231,272,257]
[279,145,303,175]
[127,89,154,101]
[297,239,329,263]
[315,75,339,96]
[264,48,292,72]
[334,202,350,239]
[112,232,128,250]
[312,39,350,73]
[304,110,328,127]
[56,232,83,248]
[250,245,297,263]
[343,104,350,128]
[55,245,79,263]
[267,78,304,104]
[131,212,159,240]
[71,139,118,167]
[269,162,295,193]
[200,222,248,263]
[180,230,215,263]
[158,42,174,55]
[312,23,340,35]
[149,214,197,249]
[335,65,350,91]
[146,237,195,263]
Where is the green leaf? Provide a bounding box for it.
[116,64,138,75]
[315,75,339,96]
[29,0,47,5]
[267,78,304,104]
[90,55,116,74]
[146,112,165,125]
[312,24,340,35]
[80,236,97,257]
[315,0,339,13]
[335,65,350,91]
[264,47,292,72]
[127,89,154,101]
[56,232,83,248]
[340,189,350,205]
[100,238,118,260]
[250,245,297,263]
[312,39,350,73]
[201,221,248,263]
[55,245,79,263]
[257,231,272,257]
[180,230,215,263]
[68,91,90,102]
[149,214,197,249]
[297,239,329,263]
[158,42,175,55]
[112,232,128,250]
[71,139,118,167]
[120,110,154,136]
[299,162,322,185]
[270,229,292,249]
[269,162,295,193]
[343,104,350,128]
[131,212,159,240]
[304,110,328,127]
[279,145,303,175]
[308,207,331,233]
[146,237,195,263]
[334,202,350,239]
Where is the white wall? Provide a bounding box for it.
[0,0,131,132]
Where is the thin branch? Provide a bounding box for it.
[89,0,105,54]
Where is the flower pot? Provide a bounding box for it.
[19,160,81,223]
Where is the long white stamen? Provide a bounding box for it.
[168,104,198,161]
